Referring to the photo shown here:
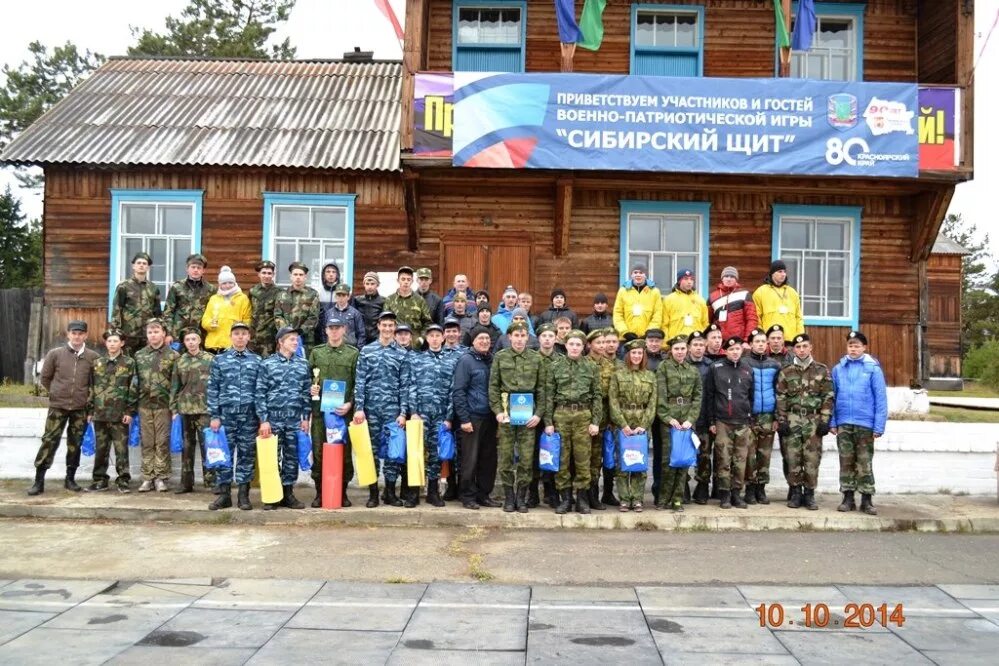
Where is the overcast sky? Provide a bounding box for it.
[1,0,996,255]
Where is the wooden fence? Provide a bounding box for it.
[0,288,41,382]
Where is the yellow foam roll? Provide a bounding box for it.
[350,421,378,487]
[406,418,426,487]
[255,435,283,504]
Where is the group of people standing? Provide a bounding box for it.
[28,253,888,516]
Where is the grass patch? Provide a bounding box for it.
[889,406,999,424]
[468,554,495,582]
[796,521,816,532]
[0,380,48,408]
[386,577,416,584]
[446,526,495,582]
[929,382,999,399]
[881,519,918,532]
[634,520,658,531]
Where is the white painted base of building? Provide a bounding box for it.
[1,408,997,495]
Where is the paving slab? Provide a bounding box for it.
[530,585,638,603]
[938,584,999,600]
[420,582,530,605]
[248,628,400,664]
[0,609,58,645]
[0,578,115,611]
[287,582,425,632]
[645,616,789,655]
[919,650,999,666]
[142,607,295,649]
[637,585,754,617]
[144,578,214,586]
[527,629,661,664]
[388,647,526,665]
[775,629,933,664]
[837,585,976,616]
[42,593,188,632]
[107,646,257,665]
[133,581,216,598]
[403,606,528,652]
[737,584,875,632]
[888,616,999,652]
[0,626,148,665]
[664,653,799,665]
[193,578,323,611]
[0,580,12,588]
[98,581,205,603]
[528,606,651,636]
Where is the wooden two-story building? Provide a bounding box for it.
[1,1,975,387]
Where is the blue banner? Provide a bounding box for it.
[452,72,918,178]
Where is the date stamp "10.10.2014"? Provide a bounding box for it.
[756,603,906,629]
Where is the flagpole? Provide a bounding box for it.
[780,0,792,77]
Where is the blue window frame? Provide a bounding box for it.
[778,2,865,81]
[108,189,203,313]
[619,201,711,300]
[262,193,356,289]
[453,0,526,73]
[772,204,861,327]
[630,4,704,77]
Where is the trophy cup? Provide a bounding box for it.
[501,391,509,423]
[312,368,321,402]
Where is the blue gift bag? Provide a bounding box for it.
[602,428,616,469]
[128,414,141,448]
[385,422,407,463]
[81,423,96,457]
[437,422,456,461]
[619,432,649,473]
[203,426,232,469]
[669,428,698,469]
[539,432,561,472]
[324,412,347,443]
[297,430,313,471]
[169,341,182,352]
[169,415,184,453]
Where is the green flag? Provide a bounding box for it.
[578,0,607,51]
[773,0,790,48]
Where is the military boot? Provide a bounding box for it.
[427,481,445,508]
[210,484,233,510]
[837,490,856,512]
[543,480,558,508]
[237,483,252,510]
[383,480,403,507]
[555,490,570,515]
[516,485,529,513]
[311,479,323,508]
[756,484,770,505]
[590,482,606,510]
[787,486,803,509]
[682,480,691,504]
[527,481,540,508]
[692,481,709,505]
[281,485,305,509]
[576,488,591,514]
[744,483,757,505]
[342,485,352,507]
[64,467,82,492]
[860,493,877,515]
[803,487,818,511]
[502,485,516,512]
[366,483,380,508]
[174,473,194,494]
[442,480,459,502]
[731,490,747,509]
[601,469,620,506]
[719,490,732,509]
[27,468,46,496]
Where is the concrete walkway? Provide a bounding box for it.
[2,578,999,664]
[1,481,997,532]
[930,396,999,410]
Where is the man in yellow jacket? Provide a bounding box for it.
[753,260,804,341]
[662,269,709,340]
[613,263,663,337]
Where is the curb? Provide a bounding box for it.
[1,502,995,533]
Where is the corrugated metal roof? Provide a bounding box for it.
[0,57,402,172]
[932,233,971,255]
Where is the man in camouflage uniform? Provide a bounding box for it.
[169,328,215,493]
[133,319,179,492]
[385,266,432,344]
[207,322,262,511]
[28,320,100,496]
[686,330,715,504]
[308,315,359,508]
[406,324,457,507]
[705,336,754,509]
[250,260,280,358]
[597,328,622,507]
[274,261,320,354]
[777,333,834,510]
[163,253,216,344]
[489,321,547,513]
[354,311,408,507]
[584,330,608,510]
[766,323,794,497]
[532,323,560,508]
[644,328,668,503]
[111,252,162,356]
[87,328,137,493]
[609,338,658,510]
[257,326,312,510]
[655,335,702,511]
[545,329,602,514]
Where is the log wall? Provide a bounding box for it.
[926,252,963,377]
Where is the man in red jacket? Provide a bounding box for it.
[709,267,758,342]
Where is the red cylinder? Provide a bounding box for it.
[441,460,450,479]
[322,442,344,509]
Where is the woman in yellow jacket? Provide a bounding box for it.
[201,266,252,352]
[752,260,804,341]
[612,263,663,337]
[661,269,709,340]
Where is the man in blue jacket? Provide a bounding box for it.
[830,330,887,515]
[451,326,498,510]
[743,329,781,505]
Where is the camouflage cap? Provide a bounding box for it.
[333,283,351,296]
[601,327,619,339]
[397,265,415,276]
[145,318,166,330]
[425,323,444,334]
[180,327,202,339]
[103,328,124,340]
[255,259,276,271]
[395,323,412,334]
[230,321,251,332]
[536,322,556,335]
[276,326,300,341]
[586,329,603,343]
[565,329,587,344]
[326,315,346,327]
[416,267,433,279]
[131,252,152,264]
[186,253,207,267]
[288,261,309,274]
[507,320,529,335]
[623,338,646,352]
[668,334,688,347]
